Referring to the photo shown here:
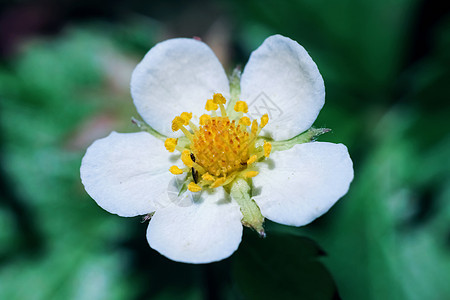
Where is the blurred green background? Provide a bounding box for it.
[0,0,449,299]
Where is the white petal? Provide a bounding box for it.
[80,131,174,217]
[131,38,230,137]
[241,35,325,141]
[252,142,353,226]
[147,188,243,263]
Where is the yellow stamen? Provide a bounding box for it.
[260,114,269,128]
[251,120,258,134]
[171,116,185,132]
[234,101,248,113]
[244,171,259,178]
[247,155,258,165]
[219,105,227,117]
[180,112,192,125]
[211,177,227,188]
[188,182,202,192]
[239,116,251,126]
[164,138,178,152]
[181,150,194,167]
[212,93,227,116]
[202,173,215,182]
[179,128,193,141]
[189,121,199,132]
[212,93,226,105]
[199,114,211,125]
[169,165,183,175]
[263,141,272,157]
[222,173,237,186]
[172,119,194,140]
[205,99,218,111]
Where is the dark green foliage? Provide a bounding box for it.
[233,231,338,300]
[0,0,449,299]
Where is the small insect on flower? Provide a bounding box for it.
[141,213,154,223]
[80,34,354,264]
[190,153,199,184]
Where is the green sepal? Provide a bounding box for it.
[229,178,265,237]
[225,67,242,118]
[271,127,331,152]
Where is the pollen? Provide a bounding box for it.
[244,171,259,178]
[251,120,259,134]
[205,99,218,111]
[239,116,251,126]
[247,155,258,165]
[263,141,272,157]
[212,93,226,105]
[260,114,269,128]
[180,112,192,125]
[164,138,178,152]
[188,182,202,192]
[234,101,248,113]
[172,116,185,131]
[191,116,251,177]
[199,114,211,125]
[169,165,183,175]
[202,173,215,181]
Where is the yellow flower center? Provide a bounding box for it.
[166,93,271,192]
[191,117,250,177]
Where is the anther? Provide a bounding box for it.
[263,141,272,157]
[202,173,215,181]
[169,165,183,175]
[213,93,227,117]
[244,171,259,178]
[199,114,211,125]
[212,93,226,105]
[180,112,192,125]
[239,117,251,127]
[260,114,269,128]
[188,182,202,192]
[247,155,258,165]
[205,99,218,111]
[171,116,185,131]
[164,138,178,152]
[234,101,248,113]
[172,116,193,140]
[181,150,194,167]
[251,120,258,134]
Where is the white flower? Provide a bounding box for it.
[80,35,354,264]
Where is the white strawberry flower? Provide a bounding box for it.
[80,35,354,264]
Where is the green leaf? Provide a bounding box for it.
[233,231,339,299]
